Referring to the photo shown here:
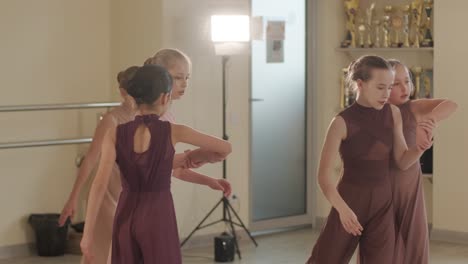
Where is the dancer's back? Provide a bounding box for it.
[112,114,181,263]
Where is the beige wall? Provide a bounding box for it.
[0,0,111,247]
[432,0,468,233]
[110,0,165,93]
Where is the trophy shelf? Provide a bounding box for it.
[336,47,434,52]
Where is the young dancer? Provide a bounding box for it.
[388,59,457,264]
[306,55,432,264]
[59,66,142,264]
[144,48,227,184]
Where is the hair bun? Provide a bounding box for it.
[126,65,173,106]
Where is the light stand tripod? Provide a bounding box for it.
[180,56,258,259]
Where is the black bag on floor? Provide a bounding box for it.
[28,213,69,256]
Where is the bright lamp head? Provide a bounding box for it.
[211,15,250,42]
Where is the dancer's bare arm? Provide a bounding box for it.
[412,99,458,123]
[81,126,117,261]
[171,124,231,158]
[391,105,430,170]
[172,169,231,197]
[59,114,116,226]
[318,116,362,236]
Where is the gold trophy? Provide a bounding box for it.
[391,11,403,48]
[341,68,356,108]
[342,0,360,48]
[384,6,394,47]
[411,0,424,48]
[358,18,366,48]
[411,66,423,98]
[366,3,375,48]
[373,19,381,48]
[422,69,433,98]
[421,0,434,47]
[402,5,411,47]
[341,68,348,108]
[382,15,391,48]
[423,75,431,98]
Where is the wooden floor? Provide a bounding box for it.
[2,228,468,264]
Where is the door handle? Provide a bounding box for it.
[249,98,264,102]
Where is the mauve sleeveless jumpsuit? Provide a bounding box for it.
[307,103,396,264]
[392,101,429,264]
[111,114,181,264]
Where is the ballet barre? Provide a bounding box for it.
[0,101,120,149]
[0,102,120,112]
[0,138,92,149]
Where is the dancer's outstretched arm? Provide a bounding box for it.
[412,99,458,123]
[173,168,231,197]
[391,105,432,170]
[171,124,231,157]
[170,124,232,196]
[184,148,226,167]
